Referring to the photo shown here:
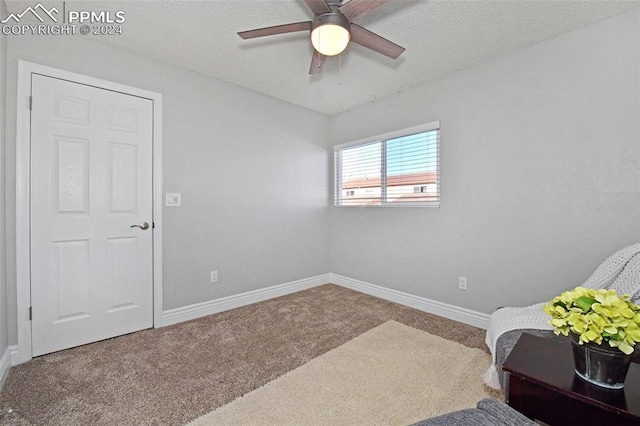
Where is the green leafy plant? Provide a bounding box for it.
[544,287,640,355]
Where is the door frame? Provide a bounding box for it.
[16,61,163,364]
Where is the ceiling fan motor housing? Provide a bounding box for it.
[312,11,350,31]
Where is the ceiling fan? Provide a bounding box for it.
[238,0,405,75]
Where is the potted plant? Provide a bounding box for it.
[544,286,640,389]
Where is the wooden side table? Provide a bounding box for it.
[502,333,640,425]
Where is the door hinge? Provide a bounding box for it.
[28,96,33,111]
[29,306,32,321]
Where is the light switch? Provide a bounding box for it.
[165,193,181,207]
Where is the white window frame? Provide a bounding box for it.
[333,121,440,208]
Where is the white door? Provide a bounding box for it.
[30,74,154,356]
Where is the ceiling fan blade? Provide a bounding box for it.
[309,50,327,74]
[304,0,331,15]
[339,0,389,21]
[349,23,405,59]
[238,21,312,39]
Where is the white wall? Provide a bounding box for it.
[4,33,330,344]
[0,0,8,358]
[329,9,640,314]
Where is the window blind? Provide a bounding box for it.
[334,123,440,207]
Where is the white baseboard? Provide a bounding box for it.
[0,347,12,390]
[159,272,490,330]
[9,346,18,366]
[160,274,330,327]
[329,273,490,329]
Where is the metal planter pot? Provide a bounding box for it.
[570,332,634,389]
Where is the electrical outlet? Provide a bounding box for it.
[458,276,467,290]
[210,270,218,283]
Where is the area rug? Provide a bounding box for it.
[189,320,493,425]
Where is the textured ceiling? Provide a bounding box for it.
[6,0,640,115]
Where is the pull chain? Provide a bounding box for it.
[338,53,342,85]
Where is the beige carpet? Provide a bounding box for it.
[0,285,488,425]
[190,321,493,426]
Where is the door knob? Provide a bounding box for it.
[130,222,150,230]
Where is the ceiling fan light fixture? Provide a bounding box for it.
[311,13,351,56]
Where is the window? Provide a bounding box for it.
[334,121,440,207]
